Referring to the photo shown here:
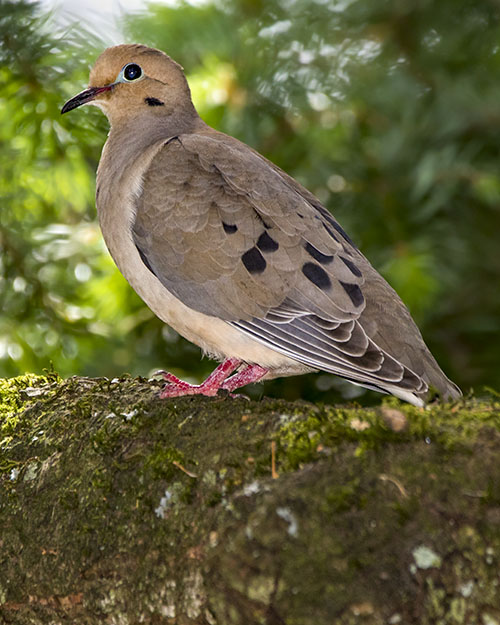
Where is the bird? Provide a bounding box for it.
[61,44,461,407]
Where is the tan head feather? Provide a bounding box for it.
[62,44,194,127]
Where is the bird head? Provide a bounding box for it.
[61,44,193,126]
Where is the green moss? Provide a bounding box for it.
[0,373,54,420]
[145,444,187,479]
[275,394,500,478]
[0,374,61,472]
[324,478,363,513]
[1,377,499,623]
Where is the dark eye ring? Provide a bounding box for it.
[123,63,142,81]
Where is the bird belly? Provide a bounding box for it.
[111,230,307,373]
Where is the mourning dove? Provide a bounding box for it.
[61,44,461,406]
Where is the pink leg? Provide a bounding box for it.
[159,358,241,398]
[221,364,268,392]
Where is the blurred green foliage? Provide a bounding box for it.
[1,0,499,403]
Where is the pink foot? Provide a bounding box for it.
[158,359,269,398]
[159,358,241,398]
[221,364,268,392]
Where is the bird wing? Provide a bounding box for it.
[132,132,426,394]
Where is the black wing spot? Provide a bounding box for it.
[257,231,279,252]
[339,255,362,277]
[242,247,267,274]
[339,280,364,307]
[323,222,339,242]
[311,200,357,247]
[223,222,238,234]
[305,242,334,264]
[302,262,332,290]
[329,220,355,246]
[145,97,165,106]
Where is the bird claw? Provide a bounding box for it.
[155,359,267,399]
[158,371,220,398]
[156,358,243,398]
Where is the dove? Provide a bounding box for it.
[61,44,461,406]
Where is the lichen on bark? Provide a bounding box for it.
[0,374,499,624]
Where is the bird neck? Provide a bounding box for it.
[95,108,208,231]
[99,107,205,182]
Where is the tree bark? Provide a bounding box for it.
[1,374,499,624]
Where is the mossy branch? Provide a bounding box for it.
[1,375,499,624]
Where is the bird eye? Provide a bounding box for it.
[122,63,143,82]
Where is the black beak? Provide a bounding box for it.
[61,85,113,114]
